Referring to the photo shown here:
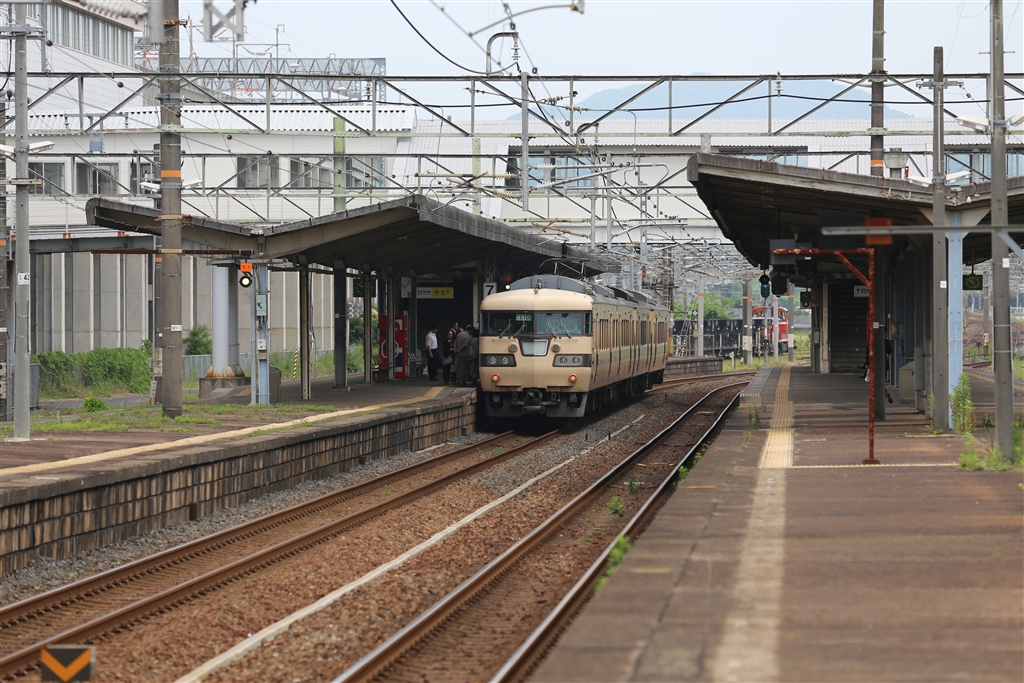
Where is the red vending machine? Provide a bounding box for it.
[378,315,408,380]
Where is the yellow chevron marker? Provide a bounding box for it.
[41,645,94,682]
[759,366,793,468]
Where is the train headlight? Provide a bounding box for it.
[508,344,517,353]
[483,354,517,367]
[492,374,500,383]
[569,374,577,383]
[501,356,511,365]
[553,354,587,367]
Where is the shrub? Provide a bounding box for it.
[183,324,213,356]
[607,496,625,516]
[951,372,975,434]
[35,347,152,397]
[81,397,107,412]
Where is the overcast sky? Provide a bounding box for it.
[178,0,1023,107]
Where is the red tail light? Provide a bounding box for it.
[492,375,500,382]
[569,374,577,383]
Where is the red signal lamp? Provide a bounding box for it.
[492,375,500,383]
[569,374,577,383]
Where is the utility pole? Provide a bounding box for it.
[869,0,885,177]
[159,0,183,418]
[0,97,8,423]
[742,278,752,365]
[12,2,30,438]
[989,0,1013,459]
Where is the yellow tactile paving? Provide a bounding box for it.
[759,366,793,469]
[0,386,446,478]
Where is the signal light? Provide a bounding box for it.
[569,374,577,383]
[239,273,253,288]
[759,273,771,299]
[491,375,500,383]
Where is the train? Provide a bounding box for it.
[478,275,671,418]
[674,305,790,357]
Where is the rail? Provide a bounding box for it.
[0,430,559,679]
[335,380,747,683]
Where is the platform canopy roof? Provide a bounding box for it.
[86,195,617,277]
[687,153,1024,282]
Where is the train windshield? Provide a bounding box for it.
[483,311,592,336]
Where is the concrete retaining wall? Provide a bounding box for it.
[664,357,723,379]
[0,394,476,574]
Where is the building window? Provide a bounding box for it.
[29,3,135,67]
[289,157,332,189]
[131,160,157,194]
[76,162,120,195]
[237,156,279,189]
[344,156,385,189]
[28,162,65,195]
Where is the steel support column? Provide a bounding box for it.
[948,222,963,419]
[334,262,348,388]
[299,266,311,400]
[742,279,752,365]
[696,276,704,357]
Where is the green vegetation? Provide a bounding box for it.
[625,478,643,494]
[81,397,107,413]
[35,345,152,398]
[595,535,632,593]
[183,324,213,356]
[748,407,760,426]
[951,372,976,434]
[958,430,1024,471]
[0,401,340,438]
[607,495,626,516]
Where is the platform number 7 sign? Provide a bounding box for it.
[483,282,497,298]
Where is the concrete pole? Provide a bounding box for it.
[0,98,8,423]
[333,119,346,213]
[787,282,795,363]
[333,262,348,388]
[931,47,950,432]
[299,266,311,400]
[989,0,1013,458]
[159,0,183,418]
[227,265,240,371]
[13,2,30,438]
[211,265,229,375]
[696,276,704,357]
[520,70,529,213]
[870,0,886,177]
[742,279,752,365]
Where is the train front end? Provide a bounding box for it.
[479,278,594,418]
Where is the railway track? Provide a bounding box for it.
[0,430,557,680]
[335,381,744,683]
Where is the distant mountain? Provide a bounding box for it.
[514,77,914,121]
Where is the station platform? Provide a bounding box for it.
[535,365,1024,683]
[1,375,463,473]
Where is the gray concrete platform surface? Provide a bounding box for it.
[534,365,1024,683]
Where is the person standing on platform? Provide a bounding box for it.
[454,325,472,387]
[441,328,455,384]
[468,326,480,384]
[425,324,439,380]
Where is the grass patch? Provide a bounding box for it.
[595,535,631,593]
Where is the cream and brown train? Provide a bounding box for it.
[479,275,671,418]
